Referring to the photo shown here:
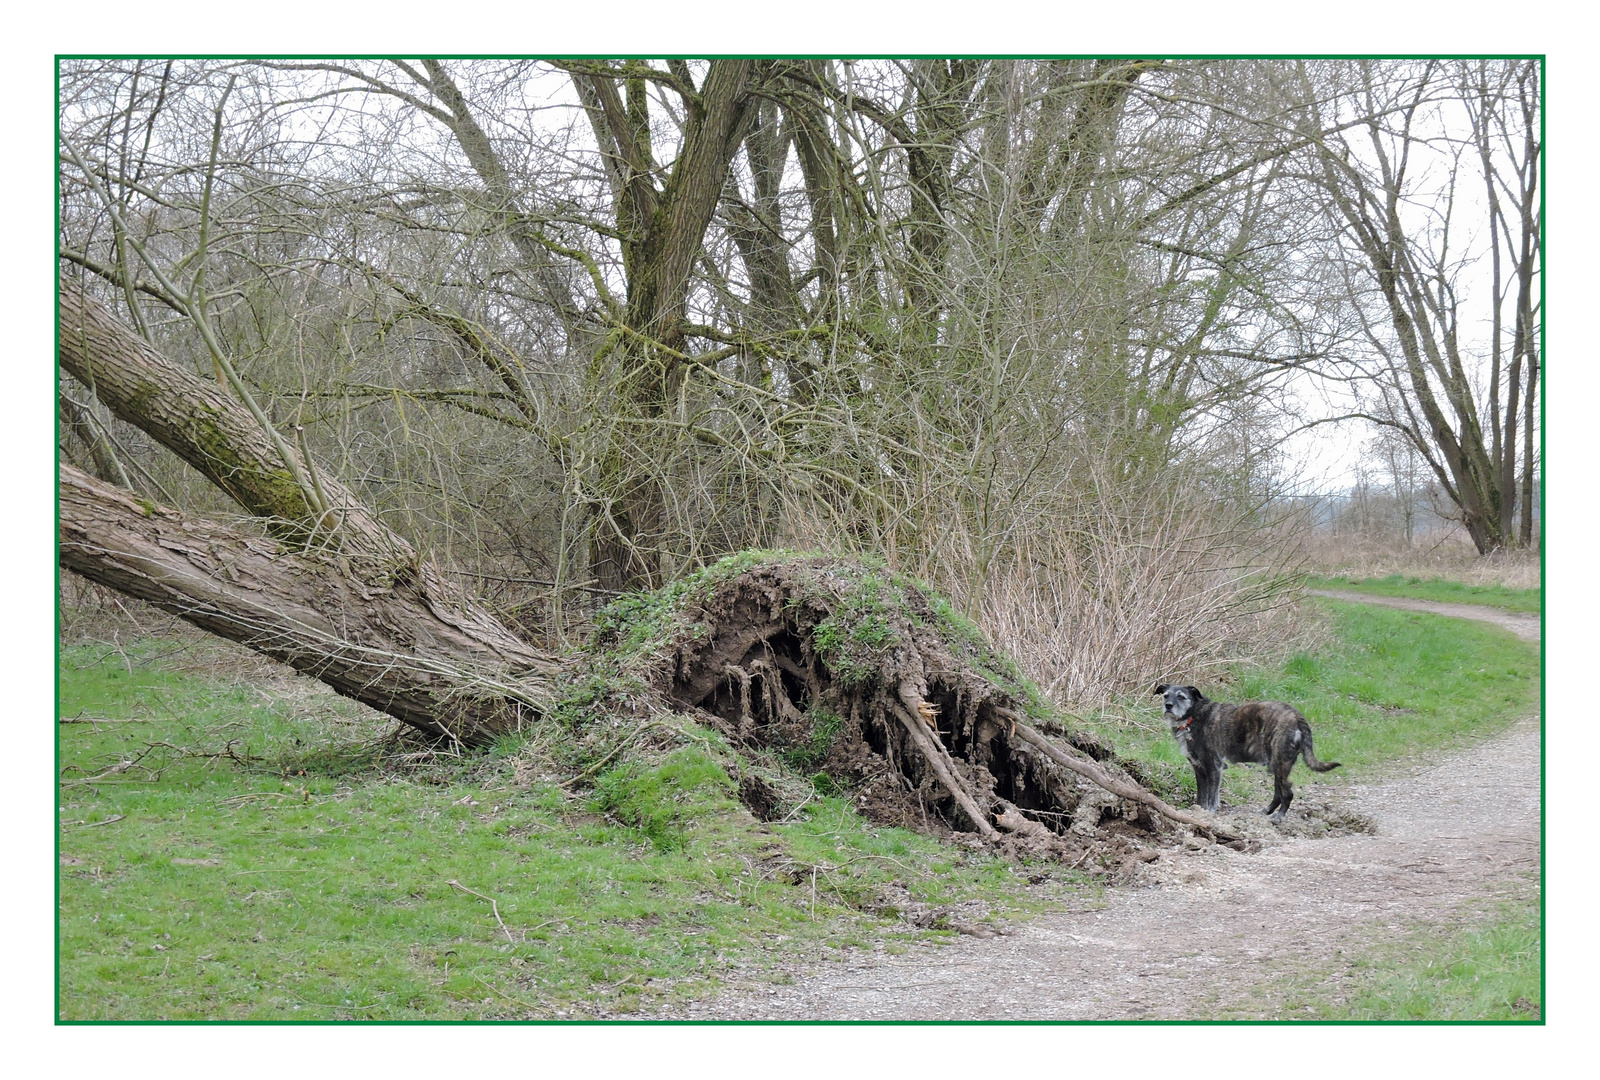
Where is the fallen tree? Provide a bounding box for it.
[59,283,1236,850]
[58,280,560,742]
[60,463,558,740]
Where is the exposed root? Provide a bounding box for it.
[1000,710,1244,845]
[581,553,1213,862]
[890,691,997,840]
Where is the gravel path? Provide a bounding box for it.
[675,596,1541,1020]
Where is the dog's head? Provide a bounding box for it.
[1153,683,1204,722]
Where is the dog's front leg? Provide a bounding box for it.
[1194,760,1223,812]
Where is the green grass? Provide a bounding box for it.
[57,640,1072,1020]
[1337,896,1541,1020]
[1077,599,1541,809]
[1266,891,1541,1021]
[1306,574,1541,613]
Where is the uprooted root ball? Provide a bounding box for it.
[571,553,1184,858]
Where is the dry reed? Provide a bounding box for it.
[1301,528,1541,591]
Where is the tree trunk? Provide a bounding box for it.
[60,464,559,742]
[1310,61,1538,555]
[573,60,758,592]
[903,60,977,329]
[58,281,393,556]
[58,281,561,743]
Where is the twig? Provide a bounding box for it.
[59,714,159,724]
[439,569,616,595]
[447,879,517,945]
[231,868,319,875]
[218,792,296,806]
[837,852,930,878]
[559,721,674,788]
[776,786,816,824]
[59,756,151,785]
[74,815,125,828]
[474,973,544,1011]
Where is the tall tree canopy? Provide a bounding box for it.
[57,58,1540,735]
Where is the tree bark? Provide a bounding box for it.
[60,464,559,742]
[58,282,561,742]
[571,60,759,592]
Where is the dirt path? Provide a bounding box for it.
[1307,589,1540,642]
[674,597,1541,1020]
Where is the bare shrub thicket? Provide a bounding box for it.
[783,447,1317,710]
[979,494,1313,709]
[1301,526,1541,590]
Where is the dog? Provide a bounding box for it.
[1153,684,1341,820]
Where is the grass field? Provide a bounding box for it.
[1258,886,1542,1021]
[56,640,1071,1020]
[57,596,1540,1020]
[1305,573,1542,613]
[1331,894,1542,1020]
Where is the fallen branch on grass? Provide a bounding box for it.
[72,814,126,827]
[59,714,161,724]
[447,879,517,945]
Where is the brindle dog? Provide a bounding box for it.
[1153,684,1341,820]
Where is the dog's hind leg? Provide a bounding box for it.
[1266,765,1292,821]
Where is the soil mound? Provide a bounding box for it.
[579,553,1244,861]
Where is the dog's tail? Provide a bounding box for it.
[1299,728,1341,772]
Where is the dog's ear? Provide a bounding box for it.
[1153,683,1169,695]
[1187,685,1202,700]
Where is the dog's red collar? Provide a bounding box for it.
[1175,717,1194,732]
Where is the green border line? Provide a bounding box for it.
[1537,51,1546,1026]
[54,55,63,1028]
[53,53,1546,1027]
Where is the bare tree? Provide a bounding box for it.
[1300,59,1540,553]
